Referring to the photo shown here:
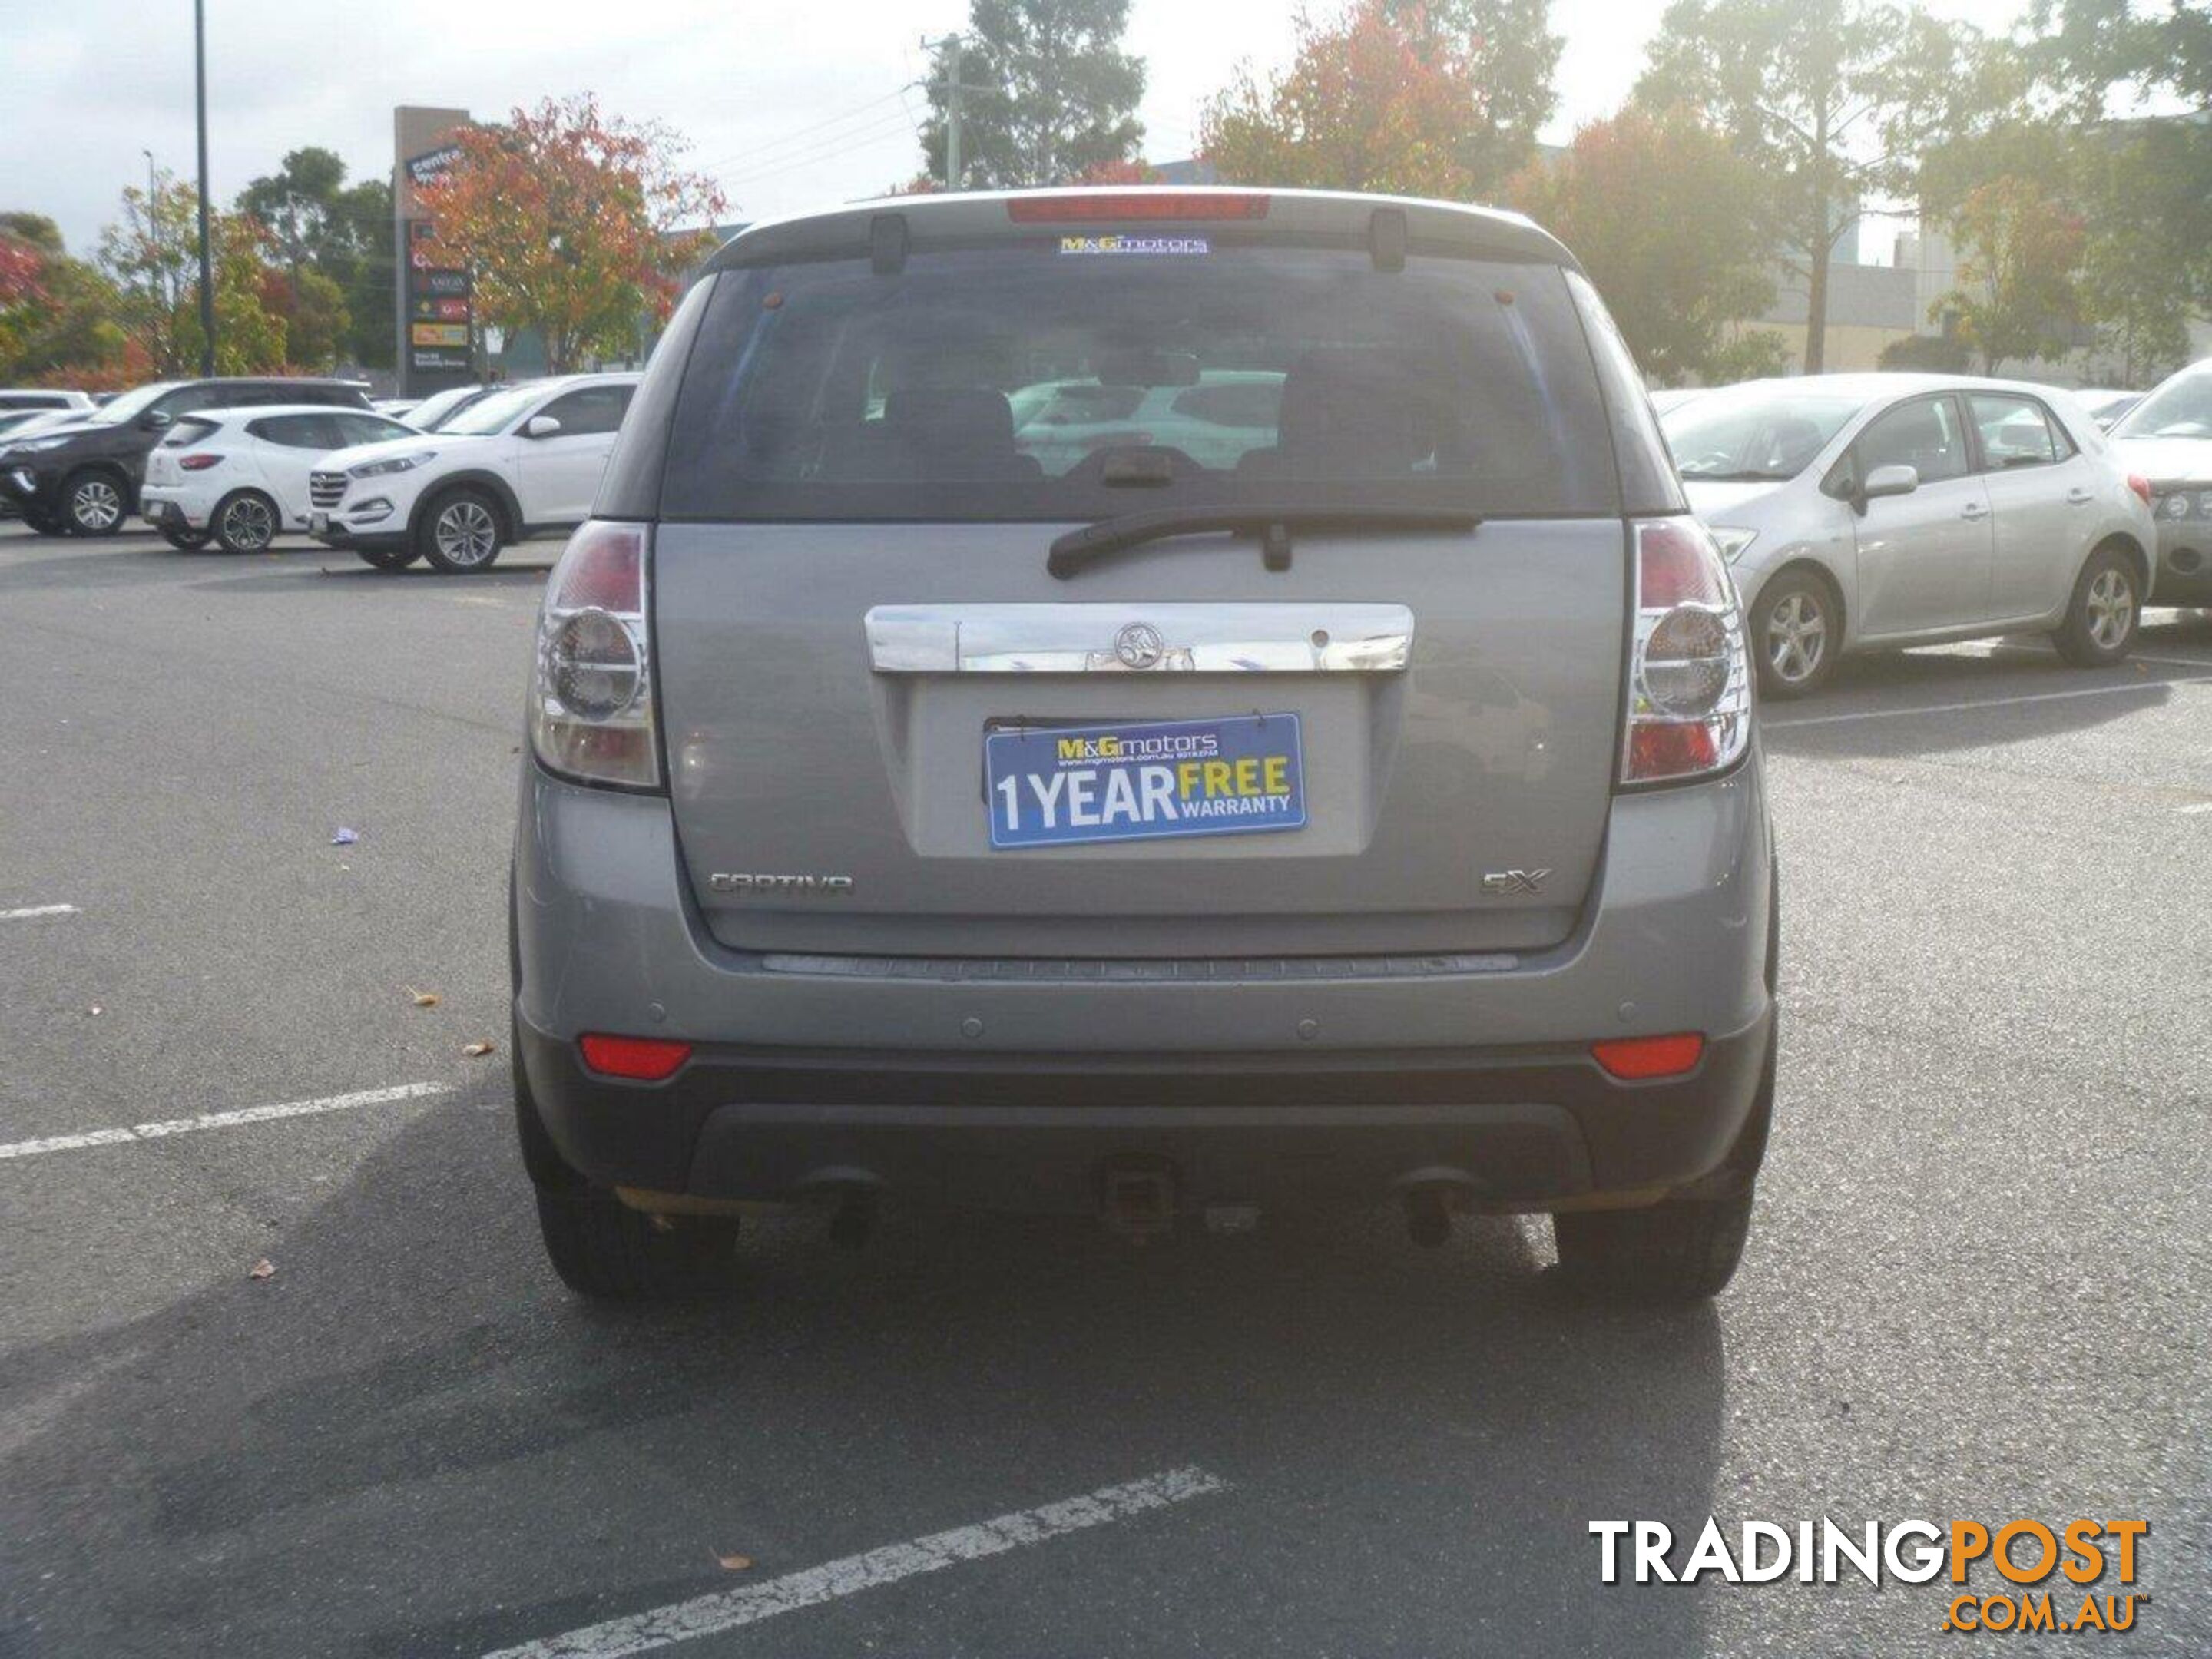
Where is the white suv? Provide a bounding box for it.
[308,373,640,572]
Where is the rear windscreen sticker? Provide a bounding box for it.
[1058,234,1210,257]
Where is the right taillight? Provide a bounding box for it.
[1621,517,1751,787]
[529,520,661,790]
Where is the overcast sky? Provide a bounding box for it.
[15,0,2036,263]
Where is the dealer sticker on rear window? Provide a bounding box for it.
[985,714,1305,849]
[1058,234,1210,257]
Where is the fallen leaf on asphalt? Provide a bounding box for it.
[406,987,441,1008]
[248,1259,276,1281]
[716,1554,753,1572]
[462,1040,495,1058]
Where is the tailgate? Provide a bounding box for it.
[657,521,1626,959]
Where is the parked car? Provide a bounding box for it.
[1663,375,2154,696]
[509,187,1777,1304]
[1649,386,1707,416]
[309,373,638,572]
[0,376,371,535]
[399,380,497,433]
[2074,388,2144,431]
[138,405,420,552]
[2108,358,2212,608]
[0,388,94,413]
[372,398,420,419]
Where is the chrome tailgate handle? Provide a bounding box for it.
[864,603,1415,674]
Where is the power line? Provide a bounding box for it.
[692,87,916,175]
[712,111,920,187]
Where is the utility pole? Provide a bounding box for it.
[924,32,986,190]
[193,0,214,375]
[141,149,166,315]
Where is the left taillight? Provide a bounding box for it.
[1620,517,1752,787]
[178,453,222,471]
[529,520,660,790]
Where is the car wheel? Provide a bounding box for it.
[2051,545,2137,667]
[160,525,212,551]
[1750,569,1839,698]
[1552,1018,1773,1303]
[211,490,280,554]
[62,469,127,535]
[418,487,505,574]
[514,1022,737,1301]
[355,545,421,571]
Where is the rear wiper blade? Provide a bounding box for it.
[1047,505,1482,579]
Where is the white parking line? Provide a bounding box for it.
[2177,802,2212,816]
[0,1082,453,1162]
[1766,672,2212,729]
[481,1465,1231,1659]
[0,903,78,921]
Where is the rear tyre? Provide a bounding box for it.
[2051,545,2137,667]
[417,486,505,574]
[212,490,280,554]
[355,545,421,571]
[515,1025,737,1301]
[1750,568,1839,698]
[160,525,212,551]
[62,469,127,536]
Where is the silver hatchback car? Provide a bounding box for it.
[510,188,1777,1303]
[1664,376,2156,697]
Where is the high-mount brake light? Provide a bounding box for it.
[1621,518,1752,786]
[530,521,661,790]
[1005,191,1270,223]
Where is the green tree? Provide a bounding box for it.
[1935,174,2087,374]
[1635,0,2006,373]
[238,147,392,369]
[920,0,1146,187]
[1512,105,1777,383]
[96,174,202,372]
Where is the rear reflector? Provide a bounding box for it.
[579,1033,693,1081]
[1005,191,1270,223]
[1591,1033,1705,1080]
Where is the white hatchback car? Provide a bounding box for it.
[139,405,420,552]
[1662,375,2157,696]
[308,373,640,573]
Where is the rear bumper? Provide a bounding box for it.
[514,750,1777,1211]
[515,1002,1773,1211]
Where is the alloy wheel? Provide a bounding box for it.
[1763,591,1827,686]
[2086,567,2134,651]
[71,477,122,532]
[434,499,498,568]
[224,495,274,551]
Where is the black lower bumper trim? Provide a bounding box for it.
[516,1004,1776,1214]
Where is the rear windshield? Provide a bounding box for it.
[661,245,1620,521]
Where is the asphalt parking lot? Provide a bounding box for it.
[2,524,2207,1657]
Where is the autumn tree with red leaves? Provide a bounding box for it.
[1199,0,1557,199]
[415,94,726,373]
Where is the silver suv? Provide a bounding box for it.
[510,189,1777,1303]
